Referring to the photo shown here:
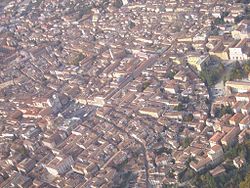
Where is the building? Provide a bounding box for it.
[209,165,226,177]
[190,157,211,172]
[239,115,250,130]
[233,156,246,169]
[235,92,250,102]
[164,80,179,94]
[232,20,250,40]
[16,158,36,174]
[139,107,162,118]
[46,155,74,176]
[242,102,250,115]
[228,39,250,60]
[187,54,210,71]
[225,81,250,93]
[209,44,229,60]
[207,145,224,164]
[209,132,225,147]
[122,0,129,5]
[221,126,240,146]
[229,113,244,125]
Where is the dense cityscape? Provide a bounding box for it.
[1,0,250,187]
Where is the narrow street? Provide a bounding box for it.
[98,116,151,188]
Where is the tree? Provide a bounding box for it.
[154,147,172,156]
[142,81,150,91]
[200,173,216,188]
[214,18,224,25]
[221,105,234,116]
[235,16,244,24]
[16,146,29,157]
[174,103,185,111]
[79,5,92,18]
[240,173,250,188]
[113,0,123,8]
[213,11,229,26]
[225,146,240,160]
[230,69,243,80]
[165,70,177,80]
[182,137,192,148]
[222,11,230,18]
[200,65,223,86]
[243,61,250,74]
[160,87,165,93]
[244,140,250,162]
[223,61,250,82]
[128,21,136,29]
[159,5,166,12]
[236,0,250,4]
[179,96,190,104]
[229,64,244,80]
[137,81,151,92]
[183,113,194,122]
[72,53,85,66]
[214,105,234,118]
